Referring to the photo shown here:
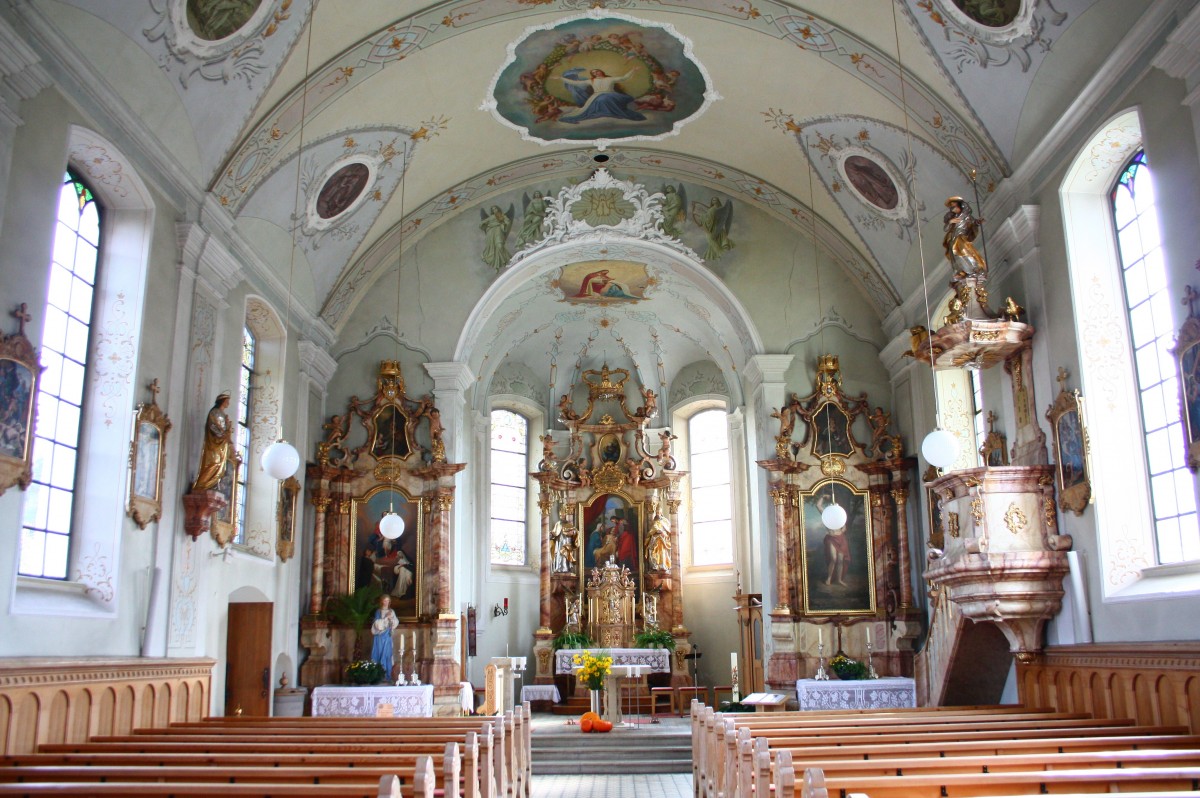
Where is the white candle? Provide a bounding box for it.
[399,635,406,656]
[411,631,416,656]
[866,625,871,646]
[818,626,822,646]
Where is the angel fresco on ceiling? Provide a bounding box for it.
[480,204,515,272]
[951,0,1022,28]
[660,183,687,238]
[488,16,713,145]
[693,196,735,262]
[516,191,550,250]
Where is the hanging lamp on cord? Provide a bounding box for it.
[378,150,409,541]
[890,2,959,470]
[804,156,848,531]
[261,7,317,481]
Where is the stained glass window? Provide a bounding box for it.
[490,409,528,566]
[1112,151,1200,563]
[689,408,733,565]
[20,173,100,579]
[234,326,255,545]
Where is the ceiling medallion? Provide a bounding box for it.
[483,10,719,148]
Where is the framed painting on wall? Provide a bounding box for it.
[0,313,42,496]
[1174,293,1200,472]
[798,478,875,615]
[1047,369,1092,516]
[579,491,644,586]
[276,476,300,562]
[351,485,424,622]
[127,383,172,529]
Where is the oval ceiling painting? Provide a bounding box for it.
[316,163,371,220]
[486,12,716,147]
[950,0,1022,28]
[186,0,264,41]
[843,155,899,212]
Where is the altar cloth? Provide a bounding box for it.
[554,648,670,675]
[795,677,916,711]
[311,685,434,717]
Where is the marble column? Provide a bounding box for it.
[537,483,553,631]
[890,483,914,609]
[309,495,331,615]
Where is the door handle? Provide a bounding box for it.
[261,667,270,698]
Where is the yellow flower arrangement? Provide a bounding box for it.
[572,649,613,690]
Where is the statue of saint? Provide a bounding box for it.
[645,502,672,573]
[942,197,987,277]
[191,392,233,492]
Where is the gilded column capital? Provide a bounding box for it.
[311,496,332,512]
[890,486,909,506]
[436,494,454,513]
[769,486,789,506]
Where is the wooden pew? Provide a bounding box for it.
[0,772,409,797]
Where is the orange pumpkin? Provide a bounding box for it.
[593,719,613,733]
[580,711,599,724]
[580,717,594,733]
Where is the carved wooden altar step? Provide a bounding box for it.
[532,728,692,774]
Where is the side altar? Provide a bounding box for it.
[299,361,466,716]
[530,363,694,686]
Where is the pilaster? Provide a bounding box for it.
[0,15,50,235]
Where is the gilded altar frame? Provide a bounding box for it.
[577,490,646,595]
[276,476,300,561]
[350,484,425,622]
[797,478,876,616]
[127,385,171,529]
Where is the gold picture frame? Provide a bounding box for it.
[277,475,300,561]
[798,478,876,616]
[578,491,646,591]
[127,380,171,529]
[350,485,424,622]
[0,305,42,497]
[1046,368,1092,516]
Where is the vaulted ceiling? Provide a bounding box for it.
[18,0,1142,391]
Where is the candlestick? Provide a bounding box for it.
[866,639,879,679]
[814,641,829,681]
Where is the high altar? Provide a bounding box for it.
[300,361,466,716]
[531,364,694,686]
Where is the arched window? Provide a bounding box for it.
[688,408,733,566]
[233,325,255,545]
[489,408,529,566]
[1111,151,1199,563]
[19,172,100,579]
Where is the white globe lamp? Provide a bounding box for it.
[921,428,960,469]
[379,512,406,540]
[821,501,847,530]
[261,439,300,480]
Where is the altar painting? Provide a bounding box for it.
[809,402,855,458]
[580,492,643,583]
[351,486,423,621]
[489,16,711,144]
[799,479,875,615]
[559,261,649,305]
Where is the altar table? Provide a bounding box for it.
[795,677,916,711]
[554,648,670,675]
[520,685,561,703]
[311,685,434,717]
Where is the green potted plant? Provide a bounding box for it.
[829,653,869,680]
[324,583,383,659]
[345,659,385,685]
[633,628,677,650]
[552,628,594,651]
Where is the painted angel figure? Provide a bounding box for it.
[516,190,548,249]
[660,183,687,238]
[693,196,735,261]
[480,204,515,271]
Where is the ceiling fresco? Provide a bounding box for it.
[14,0,1138,377]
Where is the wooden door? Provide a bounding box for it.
[225,602,273,716]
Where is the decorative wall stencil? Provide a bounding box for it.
[484,11,716,147]
[559,261,651,304]
[75,542,114,604]
[169,537,198,647]
[92,292,136,428]
[67,143,130,199]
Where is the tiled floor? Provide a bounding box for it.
[530,774,692,797]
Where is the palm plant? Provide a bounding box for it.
[324,583,383,659]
